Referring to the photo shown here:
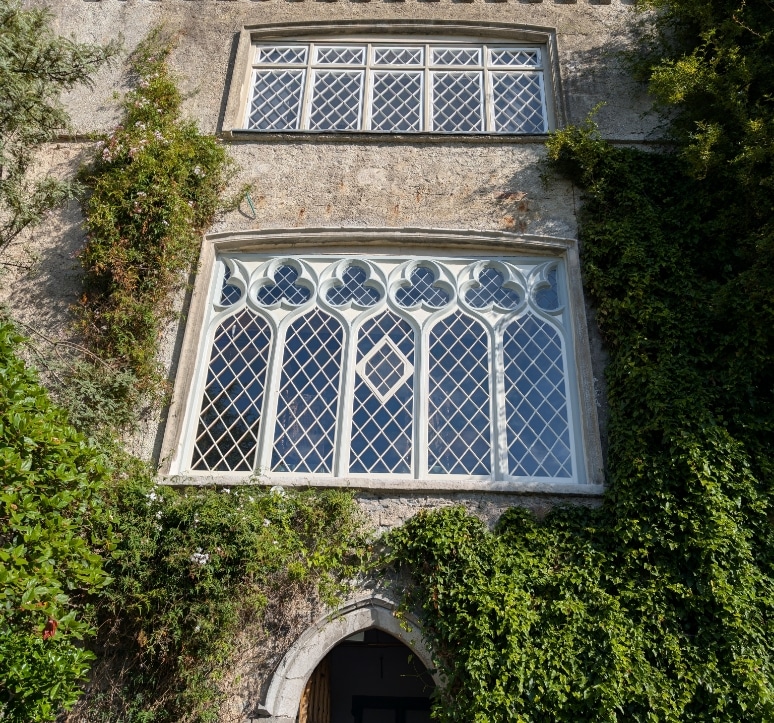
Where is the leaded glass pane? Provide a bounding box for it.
[374,47,423,66]
[465,267,519,309]
[272,310,343,473]
[431,47,481,66]
[220,266,241,306]
[535,268,560,310]
[492,72,546,134]
[395,266,450,308]
[350,312,414,474]
[257,264,310,306]
[248,70,304,131]
[315,46,366,65]
[192,311,270,471]
[504,314,572,477]
[371,71,423,132]
[326,265,381,306]
[489,48,540,67]
[257,46,308,65]
[428,312,491,475]
[309,71,364,131]
[432,72,484,132]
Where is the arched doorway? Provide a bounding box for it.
[299,628,435,723]
[257,595,440,721]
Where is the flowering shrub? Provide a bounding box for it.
[81,472,369,722]
[77,30,233,393]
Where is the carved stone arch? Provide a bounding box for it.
[257,594,440,722]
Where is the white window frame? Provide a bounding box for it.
[160,230,602,495]
[222,23,564,138]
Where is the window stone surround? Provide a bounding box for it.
[158,227,604,496]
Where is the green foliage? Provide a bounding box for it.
[84,472,369,722]
[0,318,114,722]
[0,0,117,256]
[77,29,233,396]
[387,3,774,721]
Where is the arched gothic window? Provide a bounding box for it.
[177,252,588,485]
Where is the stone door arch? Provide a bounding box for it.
[257,594,440,722]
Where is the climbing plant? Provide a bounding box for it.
[77,29,233,403]
[387,1,774,720]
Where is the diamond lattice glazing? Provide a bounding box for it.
[492,73,545,133]
[220,266,242,306]
[428,312,491,475]
[257,264,310,306]
[326,265,381,306]
[192,311,271,471]
[350,313,414,474]
[248,70,304,131]
[309,71,363,130]
[432,72,484,132]
[489,49,540,67]
[374,47,423,66]
[272,310,343,473]
[504,314,572,477]
[395,266,450,308]
[535,268,559,310]
[316,46,366,65]
[257,46,308,65]
[465,267,520,309]
[432,48,481,66]
[371,72,423,131]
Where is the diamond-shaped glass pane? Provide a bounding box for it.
[432,72,484,132]
[248,70,304,131]
[489,49,540,67]
[492,72,546,134]
[374,47,423,66]
[272,310,343,473]
[428,312,491,475]
[315,46,366,65]
[504,314,572,478]
[395,266,450,308]
[256,264,310,306]
[326,265,381,306]
[465,267,520,309]
[432,48,481,66]
[220,266,242,306]
[371,72,422,132]
[309,71,363,131]
[535,268,559,310]
[192,311,270,471]
[351,313,414,474]
[257,46,308,65]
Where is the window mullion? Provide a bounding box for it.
[483,45,494,133]
[254,315,286,474]
[414,320,430,479]
[363,44,374,131]
[424,45,432,132]
[300,44,315,130]
[332,320,358,477]
[491,321,508,481]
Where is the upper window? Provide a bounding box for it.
[174,252,587,485]
[244,41,549,134]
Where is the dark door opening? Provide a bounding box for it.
[298,629,435,723]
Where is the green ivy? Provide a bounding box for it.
[387,2,774,720]
[77,29,233,398]
[0,319,115,722]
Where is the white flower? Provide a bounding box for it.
[263,518,271,527]
[222,487,231,494]
[192,165,204,177]
[269,485,286,498]
[190,550,210,566]
[156,510,162,519]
